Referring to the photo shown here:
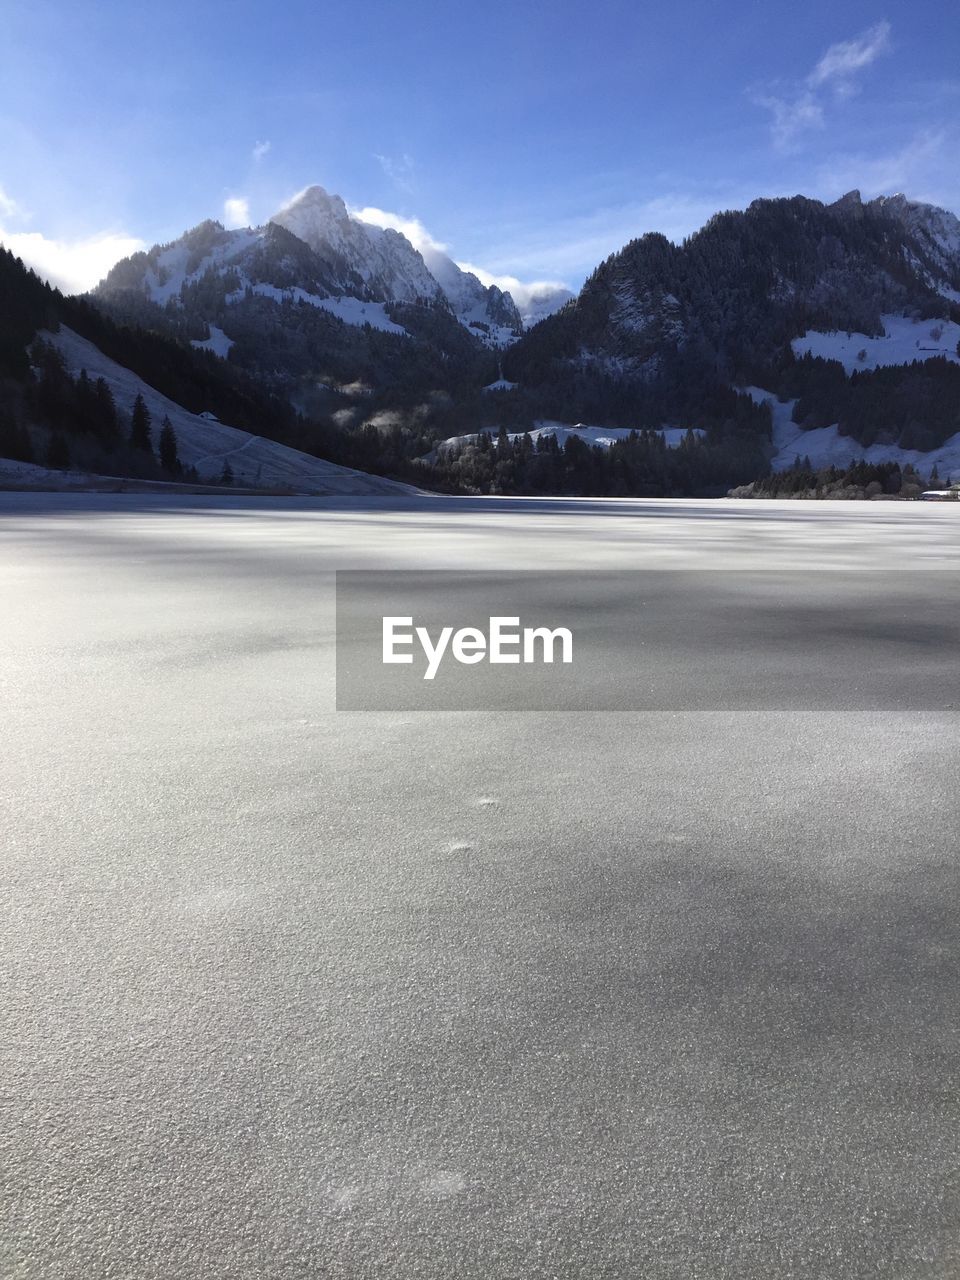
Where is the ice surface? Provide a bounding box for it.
[2,495,960,1278]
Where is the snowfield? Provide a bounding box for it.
[2,494,959,1280]
[243,284,409,336]
[745,386,960,481]
[190,324,235,358]
[791,313,960,374]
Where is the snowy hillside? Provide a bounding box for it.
[792,314,960,374]
[45,327,418,495]
[242,284,408,336]
[745,387,960,483]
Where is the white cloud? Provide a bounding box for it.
[809,22,891,89]
[0,226,145,294]
[352,205,447,253]
[752,90,824,150]
[456,261,571,310]
[252,140,271,162]
[0,184,27,221]
[223,196,250,228]
[753,21,893,150]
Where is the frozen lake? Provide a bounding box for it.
[2,494,959,1279]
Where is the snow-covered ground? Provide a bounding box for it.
[439,421,707,454]
[41,327,417,495]
[0,457,101,489]
[243,284,409,335]
[3,495,959,1280]
[745,386,960,481]
[145,229,263,305]
[190,324,235,358]
[791,313,960,374]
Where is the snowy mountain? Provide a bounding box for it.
[867,192,960,294]
[417,243,522,340]
[270,186,445,306]
[502,191,960,459]
[97,184,524,346]
[515,284,575,327]
[272,186,523,334]
[18,186,960,497]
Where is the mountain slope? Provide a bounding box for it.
[44,326,418,493]
[97,185,525,346]
[503,191,960,453]
[270,186,445,306]
[0,247,419,493]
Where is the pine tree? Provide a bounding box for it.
[129,393,152,452]
[94,378,118,441]
[45,431,70,470]
[0,406,33,463]
[158,416,180,475]
[220,460,234,485]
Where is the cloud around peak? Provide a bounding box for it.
[351,204,448,253]
[351,204,572,311]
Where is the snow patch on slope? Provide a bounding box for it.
[792,313,960,374]
[190,325,234,358]
[245,283,408,334]
[145,229,263,305]
[745,386,960,484]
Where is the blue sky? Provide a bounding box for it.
[1,0,958,295]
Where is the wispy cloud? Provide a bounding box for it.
[223,196,250,228]
[469,190,761,284]
[815,128,960,208]
[751,90,825,151]
[809,22,891,90]
[374,152,416,195]
[0,224,145,294]
[0,184,27,221]
[752,21,892,150]
[252,140,271,162]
